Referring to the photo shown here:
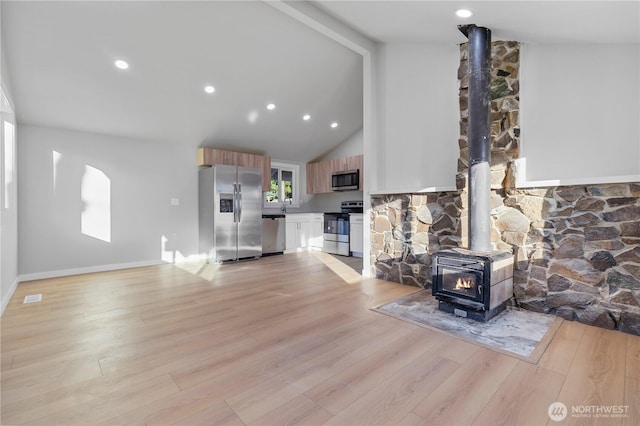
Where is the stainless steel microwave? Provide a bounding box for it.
[332,170,359,191]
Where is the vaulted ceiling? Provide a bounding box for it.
[2,1,637,163]
[2,1,363,162]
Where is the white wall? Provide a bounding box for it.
[317,127,363,161]
[307,190,364,213]
[18,125,199,279]
[375,43,460,193]
[521,44,640,183]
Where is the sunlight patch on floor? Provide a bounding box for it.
[173,260,220,282]
[311,251,362,285]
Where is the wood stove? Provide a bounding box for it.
[430,24,514,322]
[432,249,514,321]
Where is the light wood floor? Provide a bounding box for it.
[2,252,639,425]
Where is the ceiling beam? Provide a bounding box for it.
[264,0,375,56]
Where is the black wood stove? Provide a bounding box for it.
[431,24,514,322]
[432,249,513,321]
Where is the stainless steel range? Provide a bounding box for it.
[323,201,363,256]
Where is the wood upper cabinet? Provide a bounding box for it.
[306,154,363,194]
[236,152,271,191]
[346,155,363,174]
[305,161,332,194]
[197,148,271,192]
[305,161,319,194]
[197,148,236,166]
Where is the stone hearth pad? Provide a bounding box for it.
[373,290,562,362]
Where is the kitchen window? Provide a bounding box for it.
[265,161,299,207]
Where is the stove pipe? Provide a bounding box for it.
[459,24,492,252]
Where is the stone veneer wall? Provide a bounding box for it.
[370,40,640,335]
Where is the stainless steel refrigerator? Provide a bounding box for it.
[199,165,263,262]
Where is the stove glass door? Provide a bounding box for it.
[440,266,483,301]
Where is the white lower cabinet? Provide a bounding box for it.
[309,214,324,249]
[349,213,363,257]
[285,213,323,252]
[285,220,302,251]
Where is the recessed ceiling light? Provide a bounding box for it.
[330,122,339,129]
[204,85,215,94]
[455,9,473,18]
[266,103,276,110]
[114,59,129,70]
[303,114,311,121]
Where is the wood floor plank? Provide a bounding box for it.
[538,320,587,375]
[24,373,179,425]
[2,362,181,425]
[1,356,103,406]
[398,412,427,425]
[322,352,460,425]
[412,348,519,425]
[627,333,640,378]
[472,361,566,426]
[553,325,628,426]
[225,376,304,424]
[167,335,283,391]
[305,329,451,415]
[98,331,256,379]
[1,383,97,425]
[1,254,639,426]
[623,377,639,426]
[247,394,333,426]
[99,385,214,425]
[173,400,245,426]
[100,372,244,426]
[277,316,414,392]
[625,335,640,426]
[433,335,482,364]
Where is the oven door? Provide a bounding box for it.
[323,213,350,256]
[324,214,349,237]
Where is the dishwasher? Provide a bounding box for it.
[262,214,286,255]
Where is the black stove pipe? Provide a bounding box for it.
[459,24,492,252]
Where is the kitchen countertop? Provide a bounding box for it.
[262,213,285,218]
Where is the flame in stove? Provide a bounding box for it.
[455,277,474,289]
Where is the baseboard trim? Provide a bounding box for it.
[1,277,20,316]
[17,260,164,283]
